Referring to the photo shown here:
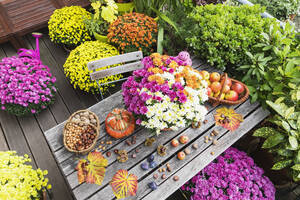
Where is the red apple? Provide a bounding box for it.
[207,87,212,96]
[223,85,230,93]
[221,78,232,87]
[179,135,189,144]
[225,90,239,101]
[210,72,220,82]
[211,82,222,93]
[231,82,244,94]
[171,139,179,147]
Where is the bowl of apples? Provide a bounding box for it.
[200,71,249,106]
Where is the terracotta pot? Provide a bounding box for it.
[116,2,134,13]
[93,32,108,43]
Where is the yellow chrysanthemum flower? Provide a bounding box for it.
[64,41,122,93]
[48,6,91,46]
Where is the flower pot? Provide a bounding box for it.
[63,44,76,53]
[116,2,134,13]
[93,32,108,43]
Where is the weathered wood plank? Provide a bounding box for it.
[90,61,143,81]
[0,124,9,151]
[41,32,98,108]
[87,100,259,200]
[88,51,143,71]
[56,59,204,171]
[141,107,270,200]
[44,90,123,151]
[70,100,227,199]
[18,115,73,200]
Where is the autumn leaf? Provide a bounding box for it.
[76,151,108,185]
[110,169,138,199]
[214,107,244,131]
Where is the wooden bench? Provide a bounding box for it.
[0,0,89,49]
[43,58,270,200]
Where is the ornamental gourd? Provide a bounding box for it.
[105,108,135,139]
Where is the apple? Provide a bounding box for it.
[179,135,189,144]
[225,90,239,101]
[223,85,230,93]
[177,151,186,160]
[171,139,179,147]
[214,91,220,98]
[207,87,212,96]
[231,82,244,94]
[211,82,222,93]
[200,71,210,80]
[221,78,232,87]
[220,93,225,100]
[210,72,221,82]
[206,80,211,87]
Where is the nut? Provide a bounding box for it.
[192,143,198,149]
[173,176,179,181]
[161,174,166,179]
[153,174,158,179]
[184,148,191,155]
[211,151,215,155]
[213,140,218,145]
[106,151,111,157]
[132,153,137,158]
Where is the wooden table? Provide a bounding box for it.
[44,60,270,200]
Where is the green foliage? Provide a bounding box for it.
[182,4,275,71]
[254,100,300,182]
[251,0,300,20]
[239,22,300,107]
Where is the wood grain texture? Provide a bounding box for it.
[87,100,259,200]
[90,61,143,81]
[142,107,270,200]
[88,51,143,71]
[0,124,8,151]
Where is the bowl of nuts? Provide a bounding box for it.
[63,122,99,154]
[68,110,100,130]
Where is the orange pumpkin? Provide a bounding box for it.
[105,108,135,139]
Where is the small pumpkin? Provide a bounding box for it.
[105,108,135,139]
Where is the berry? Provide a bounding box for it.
[141,162,149,171]
[149,161,157,168]
[148,181,158,190]
[147,154,155,162]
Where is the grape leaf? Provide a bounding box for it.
[110,169,138,199]
[76,151,108,185]
[214,107,244,131]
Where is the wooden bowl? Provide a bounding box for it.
[63,121,99,154]
[68,110,100,130]
[208,73,249,107]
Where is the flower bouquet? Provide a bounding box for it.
[0,151,51,200]
[0,56,57,116]
[181,147,275,200]
[122,52,208,135]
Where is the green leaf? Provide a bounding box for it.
[272,160,293,170]
[253,127,279,138]
[157,26,164,54]
[277,149,293,157]
[285,107,295,119]
[291,164,300,171]
[282,121,290,132]
[289,136,298,149]
[262,133,285,148]
[151,7,179,32]
[266,101,285,117]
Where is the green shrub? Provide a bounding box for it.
[183,4,275,71]
[251,0,300,21]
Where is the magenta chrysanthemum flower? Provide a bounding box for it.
[0,56,57,116]
[181,147,276,200]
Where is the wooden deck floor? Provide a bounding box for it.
[0,29,299,200]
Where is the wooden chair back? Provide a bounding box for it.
[88,51,144,100]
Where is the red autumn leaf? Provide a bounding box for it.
[110,169,138,199]
[76,151,108,185]
[214,107,243,131]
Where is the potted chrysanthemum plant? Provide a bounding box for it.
[0,151,51,200]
